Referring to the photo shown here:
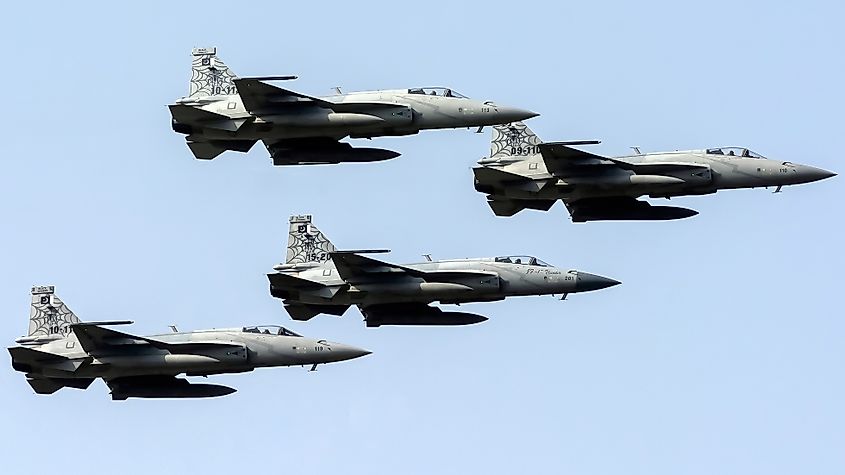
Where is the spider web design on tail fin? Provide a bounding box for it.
[189,47,239,97]
[285,215,337,265]
[28,286,80,338]
[489,122,543,162]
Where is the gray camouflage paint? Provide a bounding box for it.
[474,122,836,219]
[170,47,538,163]
[9,286,370,399]
[270,215,620,323]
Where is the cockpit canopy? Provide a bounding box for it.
[242,325,301,337]
[494,255,552,267]
[706,147,766,159]
[407,87,468,98]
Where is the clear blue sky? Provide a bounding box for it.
[1,1,842,473]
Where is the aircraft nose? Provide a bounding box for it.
[574,272,621,292]
[496,105,539,123]
[795,165,836,184]
[327,343,372,362]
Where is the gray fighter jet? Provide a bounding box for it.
[170,48,538,165]
[268,215,620,327]
[9,286,370,400]
[474,122,836,221]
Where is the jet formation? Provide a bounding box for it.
[169,48,537,165]
[13,48,836,399]
[8,286,370,400]
[268,215,620,327]
[474,122,836,221]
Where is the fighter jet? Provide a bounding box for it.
[473,122,836,221]
[267,215,620,327]
[9,286,370,400]
[169,47,538,165]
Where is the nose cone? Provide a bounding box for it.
[795,165,836,184]
[495,105,539,124]
[326,343,372,362]
[575,272,621,292]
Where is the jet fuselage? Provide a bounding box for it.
[477,149,836,203]
[173,89,536,142]
[12,328,368,381]
[275,258,619,307]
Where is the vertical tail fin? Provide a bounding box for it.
[189,47,239,98]
[286,215,337,265]
[28,286,80,338]
[489,121,543,162]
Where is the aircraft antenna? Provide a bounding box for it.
[423,254,433,262]
[168,325,179,333]
[333,86,343,94]
[631,146,642,154]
